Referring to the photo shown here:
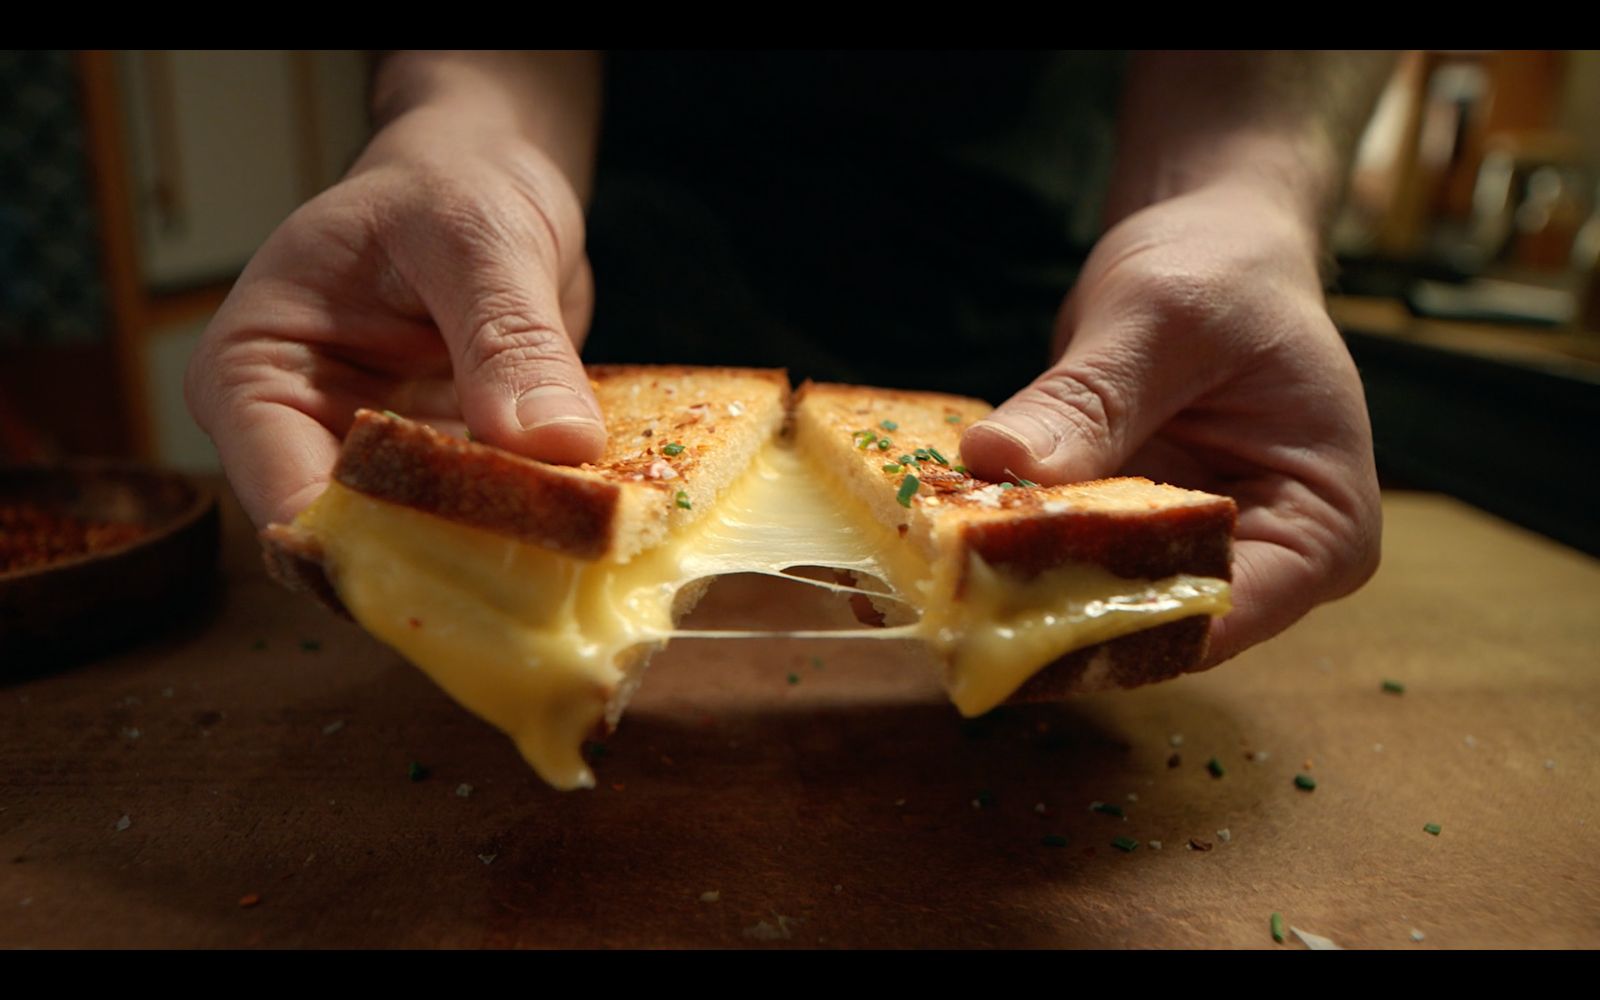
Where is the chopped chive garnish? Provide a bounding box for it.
[913,448,931,461]
[1111,836,1139,853]
[787,673,800,686]
[879,420,898,431]
[1017,477,1038,488]
[381,409,400,419]
[1092,802,1125,818]
[1271,912,1286,943]
[407,761,430,782]
[1206,757,1225,778]
[1423,822,1441,836]
[1041,834,1068,848]
[674,490,692,510]
[926,447,948,466]
[945,414,961,423]
[877,438,892,450]
[896,474,919,508]
[465,429,474,442]
[1294,774,1317,791]
[954,465,968,475]
[1381,679,1405,694]
[999,482,1015,490]
[810,656,824,670]
[662,442,685,457]
[897,454,916,465]
[882,463,902,474]
[582,740,610,761]
[975,789,995,807]
[853,430,876,449]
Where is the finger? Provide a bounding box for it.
[384,191,605,465]
[205,396,341,529]
[1201,537,1323,668]
[960,313,1215,485]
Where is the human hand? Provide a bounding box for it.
[186,96,601,529]
[959,183,1382,666]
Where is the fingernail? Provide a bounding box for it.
[516,385,601,432]
[972,414,1054,462]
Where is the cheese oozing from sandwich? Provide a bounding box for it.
[294,441,1230,790]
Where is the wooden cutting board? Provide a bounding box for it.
[2,483,1596,948]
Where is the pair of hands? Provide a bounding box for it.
[187,104,1381,667]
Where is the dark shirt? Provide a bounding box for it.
[583,51,1126,405]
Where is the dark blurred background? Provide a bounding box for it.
[1,51,1597,553]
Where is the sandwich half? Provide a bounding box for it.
[263,365,1236,789]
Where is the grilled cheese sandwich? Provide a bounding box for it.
[264,366,1236,790]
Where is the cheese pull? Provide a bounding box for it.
[294,440,1230,790]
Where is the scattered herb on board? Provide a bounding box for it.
[1271,912,1286,944]
[1423,822,1441,836]
[662,442,685,456]
[882,463,902,474]
[300,639,321,652]
[1207,757,1226,779]
[810,656,824,670]
[582,740,610,761]
[1382,679,1406,694]
[1294,774,1317,792]
[407,762,430,782]
[1111,836,1139,852]
[1091,802,1125,818]
[1041,835,1068,848]
[897,475,919,508]
[675,490,692,510]
[1167,752,1182,768]
[879,420,898,431]
[251,639,267,652]
[786,673,800,686]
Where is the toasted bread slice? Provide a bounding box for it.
[263,365,790,612]
[791,381,1236,695]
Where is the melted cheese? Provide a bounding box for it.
[295,442,1230,790]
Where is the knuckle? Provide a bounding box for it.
[1026,360,1124,445]
[459,310,573,385]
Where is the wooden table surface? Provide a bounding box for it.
[3,485,1597,949]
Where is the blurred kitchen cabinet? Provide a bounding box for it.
[117,50,368,291]
[79,50,370,466]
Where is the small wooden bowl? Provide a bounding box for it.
[1,462,220,669]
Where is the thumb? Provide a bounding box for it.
[959,317,1198,486]
[395,204,605,465]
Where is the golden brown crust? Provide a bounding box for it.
[320,366,791,561]
[260,523,349,619]
[1006,616,1213,701]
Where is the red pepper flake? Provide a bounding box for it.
[238,893,262,908]
[1188,838,1214,852]
[408,617,422,628]
[1167,752,1182,768]
[611,783,626,792]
